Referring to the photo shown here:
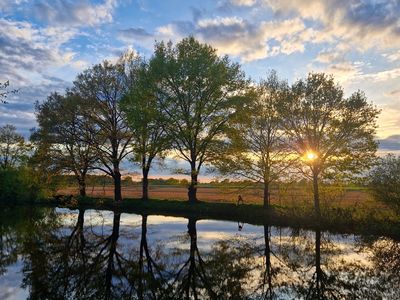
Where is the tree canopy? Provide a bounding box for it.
[150,36,247,203]
[279,73,380,214]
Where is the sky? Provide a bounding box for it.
[1,0,400,154]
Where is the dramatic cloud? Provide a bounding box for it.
[32,0,117,27]
[265,0,400,51]
[1,0,399,149]
[120,16,315,62]
[0,18,79,83]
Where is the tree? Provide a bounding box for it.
[370,154,400,213]
[215,71,293,208]
[279,73,380,215]
[121,58,170,201]
[0,80,18,104]
[0,124,31,170]
[150,37,247,203]
[32,92,98,197]
[73,58,134,202]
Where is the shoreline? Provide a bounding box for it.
[7,196,400,240]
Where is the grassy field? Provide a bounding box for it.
[59,184,385,210]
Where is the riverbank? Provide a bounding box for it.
[27,195,400,240]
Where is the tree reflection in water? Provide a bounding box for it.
[0,207,399,299]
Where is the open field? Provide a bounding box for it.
[59,184,385,210]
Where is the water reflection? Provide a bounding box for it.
[0,206,399,299]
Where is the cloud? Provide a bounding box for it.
[360,68,400,82]
[0,18,83,136]
[0,19,80,82]
[378,135,400,151]
[229,0,256,7]
[118,0,398,64]
[265,0,400,51]
[120,16,315,62]
[385,89,400,97]
[117,27,153,45]
[383,50,400,62]
[32,0,117,27]
[0,76,71,137]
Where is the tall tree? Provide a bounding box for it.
[73,58,134,202]
[215,71,293,208]
[150,37,247,203]
[121,58,170,201]
[32,92,98,196]
[0,124,31,170]
[279,73,380,215]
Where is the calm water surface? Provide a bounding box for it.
[0,205,399,299]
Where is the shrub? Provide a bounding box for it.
[0,168,45,203]
[370,155,400,213]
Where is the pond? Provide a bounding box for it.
[0,205,399,299]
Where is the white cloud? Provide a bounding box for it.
[264,0,400,52]
[229,0,256,6]
[122,16,314,62]
[383,50,400,62]
[361,68,400,82]
[32,0,117,27]
[0,18,81,83]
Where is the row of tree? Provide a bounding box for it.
[18,37,379,213]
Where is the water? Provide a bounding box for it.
[0,205,399,299]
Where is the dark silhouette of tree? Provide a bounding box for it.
[32,93,98,196]
[0,124,31,170]
[216,71,293,208]
[279,73,380,215]
[73,57,134,202]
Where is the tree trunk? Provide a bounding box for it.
[138,215,147,300]
[312,171,320,216]
[77,209,85,229]
[263,181,270,209]
[142,167,149,201]
[78,177,86,197]
[113,169,122,202]
[315,229,322,298]
[105,212,121,300]
[264,225,273,298]
[188,167,198,204]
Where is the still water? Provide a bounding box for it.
[0,205,399,299]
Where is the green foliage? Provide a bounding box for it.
[0,168,45,202]
[215,71,293,186]
[150,36,247,201]
[280,73,380,179]
[120,55,170,199]
[370,155,400,213]
[32,92,100,196]
[0,124,31,170]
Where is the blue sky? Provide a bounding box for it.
[1,0,400,154]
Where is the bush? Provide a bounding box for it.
[370,155,400,213]
[0,168,45,203]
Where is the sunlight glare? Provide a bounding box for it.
[306,151,317,161]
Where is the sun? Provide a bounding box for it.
[305,151,318,161]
